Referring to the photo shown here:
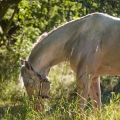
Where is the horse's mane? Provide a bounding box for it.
[32,12,108,51]
[34,32,48,47]
[31,13,96,52]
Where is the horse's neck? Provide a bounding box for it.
[28,20,81,74]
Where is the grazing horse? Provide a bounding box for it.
[20,12,120,111]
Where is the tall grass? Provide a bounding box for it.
[0,63,120,120]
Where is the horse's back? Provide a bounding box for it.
[70,13,120,76]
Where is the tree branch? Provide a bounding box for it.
[1,5,18,41]
[0,0,21,5]
[0,0,22,21]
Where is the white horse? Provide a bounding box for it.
[20,12,120,111]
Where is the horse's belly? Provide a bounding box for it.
[95,59,120,76]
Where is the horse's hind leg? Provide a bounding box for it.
[89,76,101,110]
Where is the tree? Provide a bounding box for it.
[0,0,21,21]
[0,0,22,48]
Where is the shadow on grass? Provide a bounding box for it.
[0,103,27,120]
[102,90,120,105]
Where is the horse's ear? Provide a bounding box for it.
[25,61,30,70]
[21,59,25,65]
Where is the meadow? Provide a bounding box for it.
[0,63,120,120]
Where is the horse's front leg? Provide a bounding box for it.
[89,76,101,110]
[76,72,90,111]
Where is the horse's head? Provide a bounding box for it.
[20,60,50,111]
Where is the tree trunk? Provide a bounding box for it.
[0,0,22,21]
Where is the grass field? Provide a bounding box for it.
[0,63,120,120]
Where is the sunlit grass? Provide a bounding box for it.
[0,63,120,120]
[1,95,120,120]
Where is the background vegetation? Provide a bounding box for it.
[0,0,120,119]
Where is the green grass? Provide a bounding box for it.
[0,63,120,120]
